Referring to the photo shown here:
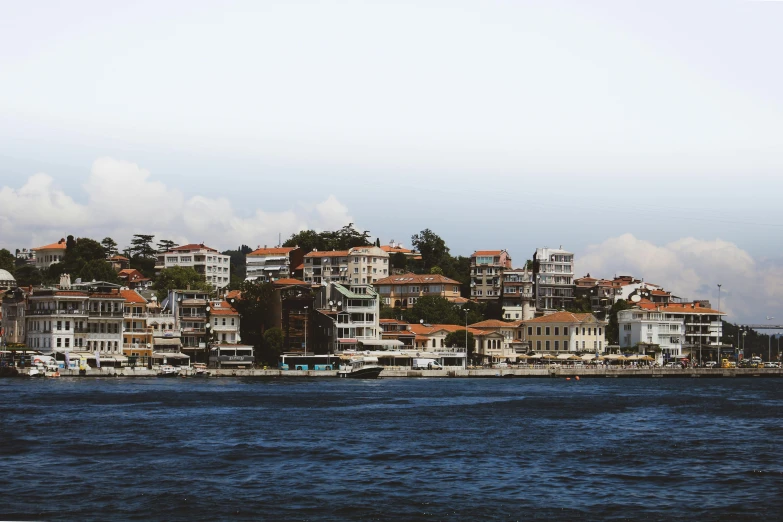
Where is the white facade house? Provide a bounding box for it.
[156,244,231,289]
[501,267,535,320]
[346,246,390,285]
[316,283,381,352]
[533,247,575,312]
[209,300,241,345]
[31,239,67,270]
[618,309,685,364]
[303,250,350,285]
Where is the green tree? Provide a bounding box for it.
[222,245,252,283]
[606,299,631,344]
[429,266,444,275]
[0,248,15,275]
[444,330,476,362]
[283,229,322,253]
[157,239,178,252]
[411,228,449,271]
[282,223,372,253]
[390,252,408,271]
[262,327,285,361]
[566,295,592,313]
[403,295,461,325]
[154,266,211,301]
[130,234,156,258]
[13,264,41,287]
[233,280,276,360]
[101,237,118,257]
[79,259,120,283]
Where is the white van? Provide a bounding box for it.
[412,358,443,370]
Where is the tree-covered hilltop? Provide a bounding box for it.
[283,223,373,252]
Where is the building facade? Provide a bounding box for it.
[617,308,685,364]
[245,247,303,283]
[373,273,463,308]
[2,288,28,346]
[209,300,241,345]
[32,239,67,270]
[523,311,606,354]
[501,267,535,320]
[470,250,512,301]
[533,247,575,312]
[156,244,231,289]
[303,250,349,285]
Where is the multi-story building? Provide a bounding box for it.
[379,319,416,349]
[166,289,211,362]
[209,300,241,345]
[346,246,390,285]
[373,273,463,308]
[470,250,512,301]
[26,288,88,353]
[523,311,606,354]
[303,250,349,285]
[630,301,725,362]
[31,239,67,270]
[312,283,381,353]
[501,267,535,320]
[156,244,230,289]
[533,247,575,312]
[121,289,152,362]
[468,319,526,362]
[16,248,35,264]
[245,246,303,283]
[2,287,28,346]
[0,269,16,291]
[117,269,152,289]
[146,298,180,356]
[617,308,685,364]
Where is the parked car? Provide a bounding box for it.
[665,362,682,369]
[704,361,717,368]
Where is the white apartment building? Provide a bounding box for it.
[303,250,350,285]
[245,247,302,283]
[347,246,390,286]
[31,239,67,270]
[618,308,685,364]
[156,244,230,289]
[316,283,381,352]
[209,300,241,344]
[533,247,575,312]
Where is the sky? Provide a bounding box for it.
[1,0,782,324]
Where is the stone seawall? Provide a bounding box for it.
[23,367,783,378]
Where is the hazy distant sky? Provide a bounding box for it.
[1,0,781,322]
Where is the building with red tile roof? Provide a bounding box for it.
[32,238,67,269]
[522,311,606,355]
[470,249,512,302]
[155,244,231,290]
[373,273,463,307]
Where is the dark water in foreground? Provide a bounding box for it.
[1,378,782,521]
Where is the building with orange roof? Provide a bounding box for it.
[155,243,231,290]
[208,300,241,345]
[108,255,130,271]
[245,246,303,283]
[522,311,606,355]
[373,273,463,307]
[533,247,575,313]
[303,246,390,286]
[121,289,153,362]
[117,269,152,289]
[470,250,512,301]
[468,318,527,362]
[32,238,67,270]
[303,250,350,285]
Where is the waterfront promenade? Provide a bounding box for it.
[31,366,783,378]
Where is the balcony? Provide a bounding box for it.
[182,328,206,335]
[26,309,88,316]
[89,310,124,318]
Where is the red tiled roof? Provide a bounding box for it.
[248,247,297,256]
[118,269,150,282]
[472,250,503,257]
[637,302,724,315]
[120,289,147,304]
[524,311,598,324]
[225,290,242,301]
[272,278,309,286]
[108,255,129,261]
[170,243,219,253]
[304,250,349,258]
[469,319,520,328]
[33,239,67,251]
[650,290,670,296]
[374,273,461,285]
[210,301,238,315]
[380,245,413,254]
[53,291,88,297]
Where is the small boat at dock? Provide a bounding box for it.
[338,356,383,379]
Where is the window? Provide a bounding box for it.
[598,328,602,335]
[536,340,541,350]
[554,327,559,336]
[536,327,541,335]
[563,327,569,335]
[56,321,62,331]
[582,341,585,349]
[528,327,533,336]
[554,341,559,350]
[545,340,550,350]
[582,328,585,335]
[545,327,550,335]
[57,338,62,347]
[564,340,569,350]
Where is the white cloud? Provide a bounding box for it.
[0,157,354,252]
[579,233,783,324]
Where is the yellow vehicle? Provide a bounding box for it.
[721,358,730,368]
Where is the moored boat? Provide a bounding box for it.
[338,356,383,379]
[157,365,180,377]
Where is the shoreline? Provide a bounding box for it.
[15,367,783,379]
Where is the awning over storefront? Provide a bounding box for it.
[153,338,182,346]
[338,338,358,344]
[151,352,190,359]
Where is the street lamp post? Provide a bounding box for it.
[303,306,308,356]
[768,316,774,362]
[464,308,469,369]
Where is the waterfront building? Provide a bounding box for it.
[470,250,512,301]
[469,319,526,362]
[156,243,230,289]
[312,282,386,353]
[346,246,390,285]
[627,302,726,362]
[2,287,28,346]
[165,289,211,363]
[208,299,241,345]
[245,246,303,283]
[373,273,464,308]
[31,239,67,270]
[617,308,685,364]
[523,311,606,354]
[533,247,575,313]
[379,319,416,349]
[146,298,180,357]
[501,267,535,320]
[121,289,153,363]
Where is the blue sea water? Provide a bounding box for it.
[1,377,782,521]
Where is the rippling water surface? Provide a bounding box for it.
[1,377,782,520]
